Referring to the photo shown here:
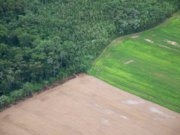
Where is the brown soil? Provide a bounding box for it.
[0,74,179,135]
[144,39,154,43]
[124,59,134,65]
[131,35,139,38]
[105,53,111,58]
[165,40,180,47]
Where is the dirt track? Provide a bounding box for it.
[0,74,180,135]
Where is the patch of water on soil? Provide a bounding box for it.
[121,99,145,105]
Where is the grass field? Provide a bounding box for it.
[89,11,180,113]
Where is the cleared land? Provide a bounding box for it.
[0,74,180,135]
[90,12,180,112]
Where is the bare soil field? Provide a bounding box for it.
[0,74,179,135]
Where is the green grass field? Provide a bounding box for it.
[89,11,180,113]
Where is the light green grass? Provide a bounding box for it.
[89,11,180,113]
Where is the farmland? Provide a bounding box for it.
[90,11,180,112]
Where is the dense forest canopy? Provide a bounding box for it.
[0,0,179,107]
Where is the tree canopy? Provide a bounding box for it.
[0,0,179,108]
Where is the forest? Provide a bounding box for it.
[0,0,179,108]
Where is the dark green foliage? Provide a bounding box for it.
[0,24,8,42]
[0,95,10,109]
[0,0,179,109]
[9,89,24,101]
[22,82,33,96]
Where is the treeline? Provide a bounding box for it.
[0,0,179,109]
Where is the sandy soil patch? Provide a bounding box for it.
[124,59,134,65]
[96,62,102,72]
[157,44,179,52]
[114,40,123,47]
[149,107,176,119]
[121,99,145,105]
[158,44,172,49]
[0,74,179,135]
[105,53,111,58]
[144,39,154,43]
[153,73,165,77]
[165,40,180,47]
[131,35,139,39]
